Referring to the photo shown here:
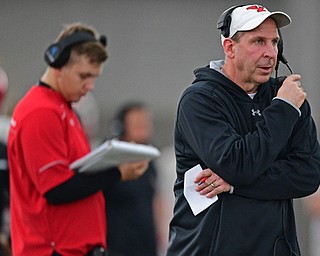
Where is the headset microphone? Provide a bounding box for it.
[275,29,293,78]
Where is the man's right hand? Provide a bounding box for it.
[118,160,149,181]
[195,168,232,198]
[277,74,306,108]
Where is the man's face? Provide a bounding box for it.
[233,18,279,86]
[56,55,103,103]
[122,108,153,144]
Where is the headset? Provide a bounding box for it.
[44,31,107,68]
[217,5,293,77]
[217,5,245,39]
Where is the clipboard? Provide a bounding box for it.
[69,139,161,173]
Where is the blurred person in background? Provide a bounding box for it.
[305,189,320,256]
[154,144,176,256]
[103,102,160,256]
[0,67,11,256]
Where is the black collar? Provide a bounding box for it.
[38,80,53,89]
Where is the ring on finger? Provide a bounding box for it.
[210,182,215,188]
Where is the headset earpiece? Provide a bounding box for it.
[109,118,125,138]
[44,31,107,68]
[99,35,107,47]
[217,5,244,38]
[109,105,128,138]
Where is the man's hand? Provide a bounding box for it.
[277,74,307,108]
[194,168,231,198]
[118,160,149,181]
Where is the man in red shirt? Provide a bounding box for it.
[8,23,148,256]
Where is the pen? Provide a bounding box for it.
[198,177,208,186]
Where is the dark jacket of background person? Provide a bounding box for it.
[0,67,10,256]
[104,162,157,256]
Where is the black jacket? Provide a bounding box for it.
[167,66,320,256]
[103,162,157,256]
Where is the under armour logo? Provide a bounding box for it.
[246,5,267,13]
[251,109,261,116]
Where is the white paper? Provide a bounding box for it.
[184,164,218,216]
[70,139,161,173]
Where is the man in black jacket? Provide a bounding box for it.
[167,4,320,256]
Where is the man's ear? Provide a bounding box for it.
[223,38,235,58]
